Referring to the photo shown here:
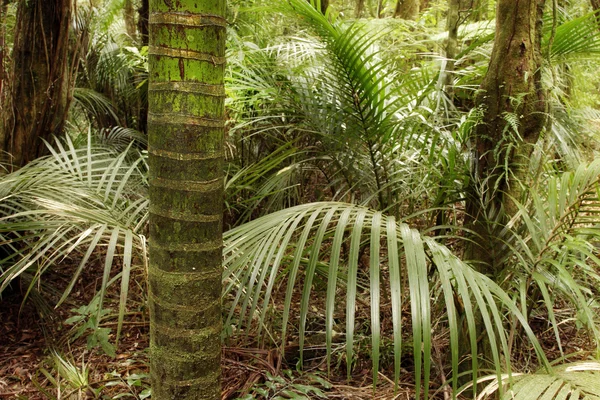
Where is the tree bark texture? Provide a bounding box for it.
[138,0,150,46]
[356,0,365,17]
[320,0,329,13]
[137,0,150,134]
[2,0,72,167]
[467,0,547,271]
[445,0,460,92]
[124,0,137,41]
[394,0,419,20]
[148,0,225,398]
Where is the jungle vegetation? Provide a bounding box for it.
[1,0,600,398]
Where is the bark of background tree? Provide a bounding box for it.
[124,0,137,41]
[148,0,226,398]
[0,1,8,137]
[467,0,547,272]
[394,0,419,19]
[137,0,149,134]
[138,0,149,45]
[356,0,365,17]
[445,0,460,95]
[320,0,329,13]
[1,0,72,167]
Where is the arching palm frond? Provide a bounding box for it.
[547,11,600,62]
[223,202,550,398]
[72,87,121,128]
[0,135,148,340]
[499,160,600,354]
[477,361,600,400]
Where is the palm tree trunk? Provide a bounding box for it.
[466,0,547,273]
[148,0,226,398]
[2,0,72,167]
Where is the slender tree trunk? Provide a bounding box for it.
[320,0,329,13]
[0,1,8,146]
[445,0,460,94]
[148,0,226,398]
[137,0,149,134]
[356,0,365,17]
[2,0,72,167]
[466,0,547,272]
[394,0,419,19]
[591,0,600,29]
[138,0,149,45]
[124,0,137,41]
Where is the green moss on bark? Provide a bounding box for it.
[148,0,225,398]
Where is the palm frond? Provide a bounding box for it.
[478,361,600,400]
[500,160,600,352]
[0,135,148,339]
[546,11,600,62]
[223,201,550,396]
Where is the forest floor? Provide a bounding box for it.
[0,264,417,400]
[0,258,595,399]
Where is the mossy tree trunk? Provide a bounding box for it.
[148,0,226,398]
[466,0,547,273]
[1,0,72,167]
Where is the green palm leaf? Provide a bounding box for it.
[222,201,550,397]
[478,361,600,400]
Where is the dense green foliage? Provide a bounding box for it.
[2,0,600,398]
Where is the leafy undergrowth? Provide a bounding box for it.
[1,256,597,400]
[0,261,418,400]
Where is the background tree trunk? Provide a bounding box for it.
[148,0,226,398]
[394,0,419,20]
[2,0,72,167]
[0,1,9,150]
[137,0,149,134]
[138,0,149,45]
[124,0,137,41]
[356,0,365,17]
[445,0,460,95]
[320,0,329,13]
[466,0,547,272]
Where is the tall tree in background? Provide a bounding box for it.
[124,0,137,40]
[1,0,72,167]
[355,0,365,17]
[320,0,329,13]
[394,0,419,19]
[467,0,547,272]
[445,0,460,96]
[148,0,226,398]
